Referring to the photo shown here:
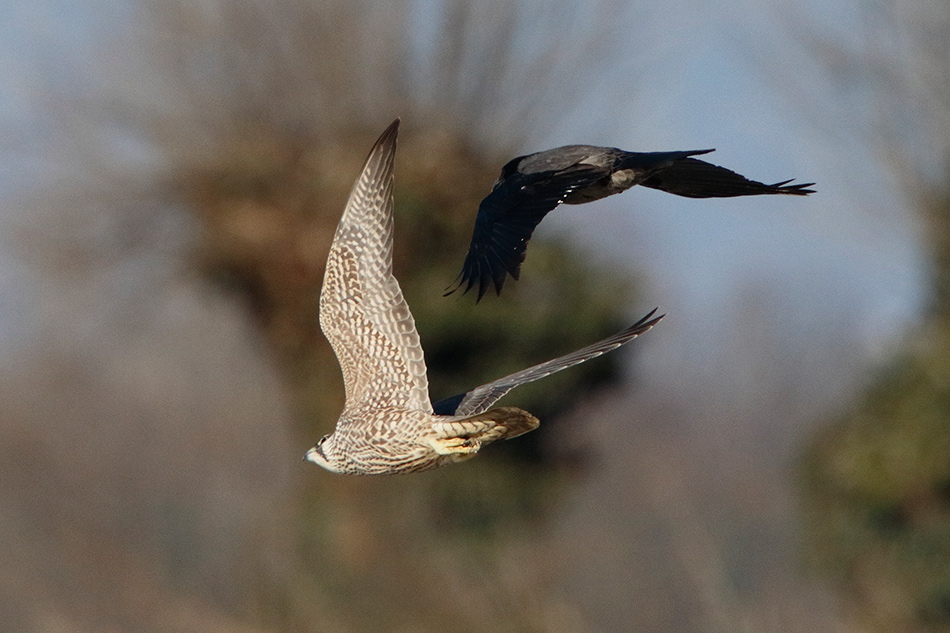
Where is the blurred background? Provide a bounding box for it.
[1,0,947,631]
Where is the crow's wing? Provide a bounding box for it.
[640,157,815,198]
[445,165,607,301]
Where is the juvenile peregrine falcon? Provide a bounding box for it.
[446,145,815,300]
[304,120,663,475]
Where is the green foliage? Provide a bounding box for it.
[800,194,950,632]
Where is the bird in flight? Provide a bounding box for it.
[305,120,663,475]
[446,145,815,301]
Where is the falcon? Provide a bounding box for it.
[446,145,815,301]
[305,120,662,475]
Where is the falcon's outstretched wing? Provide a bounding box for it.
[433,309,663,417]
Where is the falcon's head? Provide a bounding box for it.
[304,434,345,473]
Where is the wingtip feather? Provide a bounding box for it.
[769,179,816,195]
[629,308,664,334]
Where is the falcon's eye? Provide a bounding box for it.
[318,435,329,445]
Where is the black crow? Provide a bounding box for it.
[446,145,814,301]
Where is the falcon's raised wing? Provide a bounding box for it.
[320,119,433,414]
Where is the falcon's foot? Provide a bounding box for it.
[427,420,503,455]
[426,435,488,456]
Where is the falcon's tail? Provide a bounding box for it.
[465,406,540,440]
